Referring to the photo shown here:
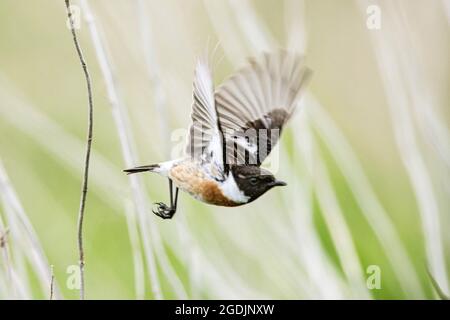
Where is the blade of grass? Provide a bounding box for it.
[307,93,424,297]
[136,0,170,157]
[226,0,275,52]
[124,200,145,300]
[0,76,123,210]
[284,0,307,53]
[203,0,351,298]
[0,159,61,299]
[298,114,370,298]
[79,0,162,299]
[358,0,448,294]
[0,73,188,298]
[134,0,188,299]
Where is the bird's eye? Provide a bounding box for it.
[249,177,258,185]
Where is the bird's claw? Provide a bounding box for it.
[152,202,175,219]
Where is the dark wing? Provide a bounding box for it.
[214,51,312,166]
[185,58,225,174]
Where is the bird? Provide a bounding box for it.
[124,51,312,219]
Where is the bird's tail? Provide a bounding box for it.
[123,164,160,175]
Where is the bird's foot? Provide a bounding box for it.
[152,202,176,219]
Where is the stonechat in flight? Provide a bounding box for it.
[124,51,312,219]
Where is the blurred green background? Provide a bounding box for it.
[0,0,449,299]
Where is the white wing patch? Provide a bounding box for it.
[219,172,250,204]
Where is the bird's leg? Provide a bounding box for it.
[152,179,179,219]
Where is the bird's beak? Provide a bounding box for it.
[271,180,287,187]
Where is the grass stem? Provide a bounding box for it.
[65,0,94,300]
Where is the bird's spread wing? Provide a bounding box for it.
[186,52,312,175]
[185,58,225,175]
[215,51,312,167]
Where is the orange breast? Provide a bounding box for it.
[169,162,239,207]
[197,180,240,207]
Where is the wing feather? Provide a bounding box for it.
[185,51,312,174]
[185,58,224,174]
[215,51,312,166]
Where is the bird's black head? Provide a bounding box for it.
[231,165,287,203]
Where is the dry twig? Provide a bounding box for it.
[49,265,55,300]
[65,0,94,300]
[0,227,9,248]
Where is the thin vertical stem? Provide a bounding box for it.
[135,0,187,299]
[0,159,57,298]
[65,0,94,300]
[0,226,11,295]
[78,0,162,299]
[137,0,170,157]
[49,265,55,300]
[357,0,447,295]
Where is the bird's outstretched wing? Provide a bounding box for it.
[186,52,312,175]
[185,58,225,175]
[215,51,312,167]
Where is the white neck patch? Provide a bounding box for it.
[220,173,250,204]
